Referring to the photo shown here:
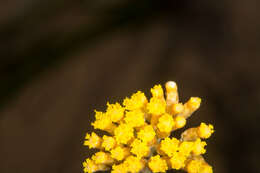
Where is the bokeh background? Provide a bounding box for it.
[1,1,260,173]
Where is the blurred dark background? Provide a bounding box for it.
[1,0,260,173]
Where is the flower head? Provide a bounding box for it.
[123,91,147,110]
[157,113,175,133]
[82,81,215,173]
[148,155,168,173]
[83,158,108,173]
[197,123,214,139]
[130,139,150,158]
[170,152,187,170]
[91,151,114,165]
[111,146,130,161]
[147,97,166,115]
[159,137,179,157]
[114,123,134,144]
[124,156,145,173]
[185,158,213,173]
[151,84,164,98]
[137,125,156,144]
[84,132,102,149]
[101,135,116,151]
[124,109,145,127]
[111,163,128,173]
[106,102,125,122]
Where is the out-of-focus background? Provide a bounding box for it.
[1,1,260,173]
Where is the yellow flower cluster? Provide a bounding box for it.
[83,81,214,173]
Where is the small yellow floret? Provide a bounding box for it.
[124,110,145,127]
[172,103,184,115]
[197,123,214,139]
[123,91,147,110]
[137,125,156,143]
[178,141,194,157]
[83,158,98,173]
[199,164,213,173]
[91,111,115,133]
[157,113,175,133]
[160,137,179,157]
[101,135,116,151]
[111,146,130,161]
[151,84,164,98]
[174,116,186,129]
[170,152,187,170]
[106,102,125,122]
[114,123,134,144]
[186,159,213,173]
[148,155,168,173]
[192,139,207,155]
[112,163,128,173]
[84,132,102,149]
[124,156,145,173]
[130,139,150,158]
[92,152,114,165]
[147,97,166,115]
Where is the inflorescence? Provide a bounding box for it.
[83,81,214,173]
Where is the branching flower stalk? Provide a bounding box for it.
[82,81,214,173]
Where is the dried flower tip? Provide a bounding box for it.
[178,97,201,119]
[91,111,116,133]
[124,109,145,127]
[165,81,177,92]
[165,81,179,108]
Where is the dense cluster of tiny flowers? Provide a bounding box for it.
[83,81,214,173]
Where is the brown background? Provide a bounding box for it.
[1,1,260,173]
